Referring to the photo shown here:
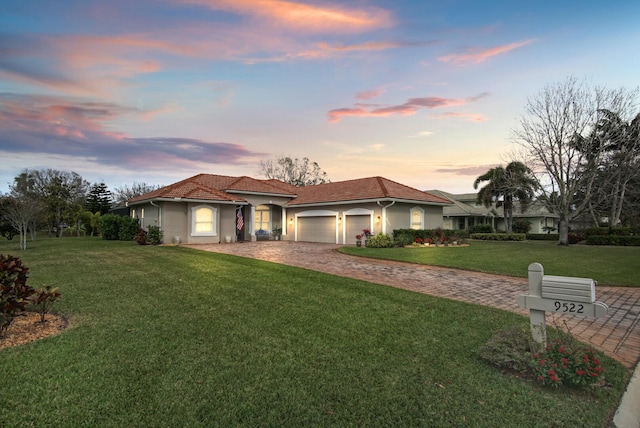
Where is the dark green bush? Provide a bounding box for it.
[512,220,532,234]
[471,224,493,233]
[147,225,163,245]
[477,326,532,373]
[584,227,632,237]
[586,235,640,246]
[394,231,414,247]
[527,233,559,241]
[98,214,121,240]
[470,233,526,241]
[118,216,139,241]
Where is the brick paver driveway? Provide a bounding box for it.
[185,241,640,369]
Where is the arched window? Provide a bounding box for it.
[410,207,424,230]
[191,205,217,236]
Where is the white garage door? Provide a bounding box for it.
[298,216,336,243]
[346,215,371,244]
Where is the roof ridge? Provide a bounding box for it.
[375,176,389,197]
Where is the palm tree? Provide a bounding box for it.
[474,162,537,232]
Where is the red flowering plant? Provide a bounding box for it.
[414,237,424,244]
[532,340,604,388]
[355,234,363,241]
[362,228,372,238]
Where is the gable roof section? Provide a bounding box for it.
[288,177,452,206]
[427,189,492,217]
[128,174,294,205]
[428,190,559,218]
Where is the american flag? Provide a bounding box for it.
[236,209,244,230]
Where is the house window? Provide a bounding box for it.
[191,205,217,236]
[131,208,137,218]
[254,205,270,233]
[410,207,424,230]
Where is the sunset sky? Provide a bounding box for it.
[1,0,638,194]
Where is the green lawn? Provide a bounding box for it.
[339,240,640,287]
[0,237,630,427]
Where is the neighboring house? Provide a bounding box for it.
[428,190,559,233]
[128,174,452,245]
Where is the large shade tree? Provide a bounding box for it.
[12,169,90,238]
[473,161,537,232]
[513,77,638,245]
[259,156,330,186]
[585,109,640,229]
[113,182,162,206]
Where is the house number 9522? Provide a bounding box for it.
[554,301,584,314]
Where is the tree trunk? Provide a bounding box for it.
[557,218,569,246]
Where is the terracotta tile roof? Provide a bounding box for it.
[129,174,451,206]
[287,177,452,206]
[128,174,294,204]
[128,174,242,204]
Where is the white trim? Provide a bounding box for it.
[191,204,218,236]
[410,206,425,230]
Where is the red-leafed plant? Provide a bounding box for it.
[1,254,35,338]
[30,285,62,323]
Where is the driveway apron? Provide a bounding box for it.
[184,241,640,369]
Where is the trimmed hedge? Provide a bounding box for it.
[527,233,560,241]
[586,235,640,246]
[393,228,468,245]
[585,227,633,237]
[470,233,526,241]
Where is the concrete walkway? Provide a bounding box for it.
[185,241,640,370]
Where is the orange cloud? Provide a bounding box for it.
[177,0,393,33]
[438,39,535,66]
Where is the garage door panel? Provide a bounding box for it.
[298,217,336,243]
[346,215,370,244]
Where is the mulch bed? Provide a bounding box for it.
[0,312,68,349]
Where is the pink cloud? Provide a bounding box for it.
[0,94,267,169]
[176,0,394,33]
[438,39,535,66]
[329,93,489,122]
[355,89,384,100]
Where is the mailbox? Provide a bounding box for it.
[541,275,596,303]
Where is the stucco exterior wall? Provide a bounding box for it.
[283,202,445,244]
[161,202,188,244]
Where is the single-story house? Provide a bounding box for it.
[428,190,559,233]
[128,174,452,245]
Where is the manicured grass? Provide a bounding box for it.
[0,237,630,427]
[339,240,640,287]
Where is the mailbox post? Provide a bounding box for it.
[517,263,608,351]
